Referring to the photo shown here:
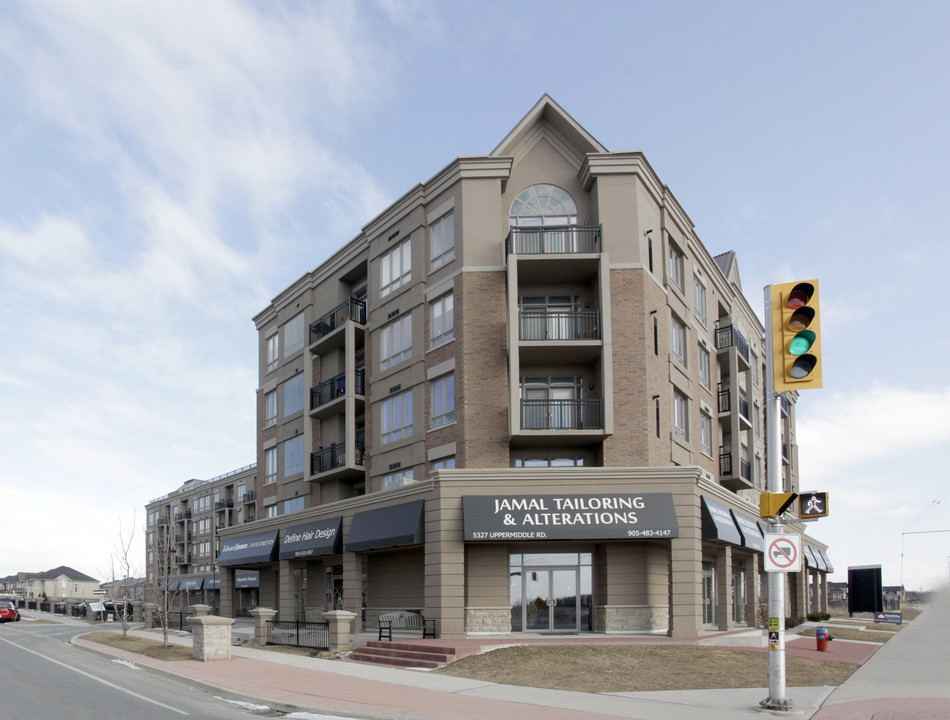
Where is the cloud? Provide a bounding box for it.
[797,384,950,482]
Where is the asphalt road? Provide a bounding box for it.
[0,619,290,720]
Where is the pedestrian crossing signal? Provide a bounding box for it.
[798,491,829,519]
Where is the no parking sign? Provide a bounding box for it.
[764,534,802,572]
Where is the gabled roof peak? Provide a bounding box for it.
[491,94,608,159]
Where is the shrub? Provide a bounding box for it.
[785,615,805,628]
[807,612,831,622]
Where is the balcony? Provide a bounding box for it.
[507,225,601,255]
[520,398,604,431]
[719,449,753,491]
[174,533,190,544]
[309,297,366,346]
[156,516,168,526]
[519,311,600,341]
[173,510,191,521]
[717,385,751,426]
[310,369,366,416]
[175,554,190,566]
[715,324,750,364]
[214,499,233,510]
[241,490,256,503]
[310,437,366,480]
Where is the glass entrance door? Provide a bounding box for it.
[702,562,716,625]
[521,567,580,631]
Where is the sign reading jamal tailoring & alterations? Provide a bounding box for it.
[462,493,679,541]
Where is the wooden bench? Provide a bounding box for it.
[377,611,436,641]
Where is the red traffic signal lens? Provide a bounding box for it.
[786,282,815,310]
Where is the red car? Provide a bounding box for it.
[0,601,20,622]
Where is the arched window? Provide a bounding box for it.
[509,184,577,227]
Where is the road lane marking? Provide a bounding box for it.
[0,636,189,715]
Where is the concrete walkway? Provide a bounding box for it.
[34,600,950,720]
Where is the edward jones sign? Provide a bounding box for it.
[463,493,679,541]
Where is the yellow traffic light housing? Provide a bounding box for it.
[770,280,822,391]
[760,492,798,518]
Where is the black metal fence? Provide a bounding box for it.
[153,611,194,633]
[266,620,329,650]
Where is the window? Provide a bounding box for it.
[264,448,277,484]
[698,345,711,389]
[265,502,278,518]
[431,293,454,347]
[694,277,707,325]
[283,436,304,476]
[382,468,414,490]
[429,211,455,270]
[671,315,687,365]
[264,390,277,427]
[380,314,412,370]
[431,373,455,427]
[266,333,278,372]
[283,374,304,416]
[669,242,684,291]
[673,390,688,440]
[237,484,246,500]
[700,412,712,455]
[283,497,304,514]
[284,313,305,357]
[380,238,411,297]
[381,389,413,444]
[432,457,456,471]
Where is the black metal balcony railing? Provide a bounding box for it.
[311,369,366,410]
[214,499,233,510]
[310,439,366,475]
[173,510,192,521]
[719,450,752,481]
[718,385,731,414]
[738,395,750,421]
[506,225,602,255]
[309,298,367,345]
[156,516,168,526]
[175,555,190,565]
[520,398,604,430]
[519,311,601,341]
[715,324,750,362]
[242,489,256,503]
[174,533,190,544]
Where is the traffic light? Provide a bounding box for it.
[770,280,822,391]
[798,491,829,519]
[759,492,798,518]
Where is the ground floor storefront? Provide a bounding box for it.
[213,466,831,638]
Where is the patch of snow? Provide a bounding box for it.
[111,659,141,671]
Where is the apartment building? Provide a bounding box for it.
[210,95,831,637]
[145,464,257,612]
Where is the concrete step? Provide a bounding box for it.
[350,643,457,669]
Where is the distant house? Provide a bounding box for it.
[20,566,100,600]
[828,581,848,606]
[100,577,147,601]
[882,585,904,611]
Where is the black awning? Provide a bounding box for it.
[345,500,424,552]
[818,548,834,573]
[279,517,343,560]
[217,530,279,567]
[809,546,828,572]
[179,576,204,591]
[803,544,819,569]
[730,509,765,552]
[701,496,742,545]
[234,570,259,588]
[204,576,220,590]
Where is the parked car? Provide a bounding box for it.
[103,600,133,619]
[0,601,20,622]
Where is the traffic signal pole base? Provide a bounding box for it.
[758,696,801,714]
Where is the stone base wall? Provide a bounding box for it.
[595,605,668,633]
[465,606,511,634]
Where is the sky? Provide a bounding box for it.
[1,0,948,592]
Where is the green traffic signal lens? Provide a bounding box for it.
[788,330,816,355]
[789,353,818,379]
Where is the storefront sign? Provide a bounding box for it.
[217,529,279,567]
[234,571,259,589]
[279,517,343,560]
[462,493,678,541]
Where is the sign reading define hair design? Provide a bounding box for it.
[463,493,678,541]
[279,517,343,560]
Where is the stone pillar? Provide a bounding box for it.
[219,567,233,618]
[323,610,356,652]
[143,603,157,629]
[810,570,820,615]
[716,545,733,631]
[342,551,362,633]
[745,553,760,626]
[191,603,211,616]
[820,573,829,613]
[670,532,703,637]
[188,615,235,661]
[278,560,294,620]
[424,525,464,638]
[249,607,278,646]
[132,601,144,623]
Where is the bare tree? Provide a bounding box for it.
[145,516,181,646]
[108,514,137,638]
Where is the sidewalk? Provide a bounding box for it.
[59,602,950,720]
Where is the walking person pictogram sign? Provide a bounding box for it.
[765,534,802,572]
